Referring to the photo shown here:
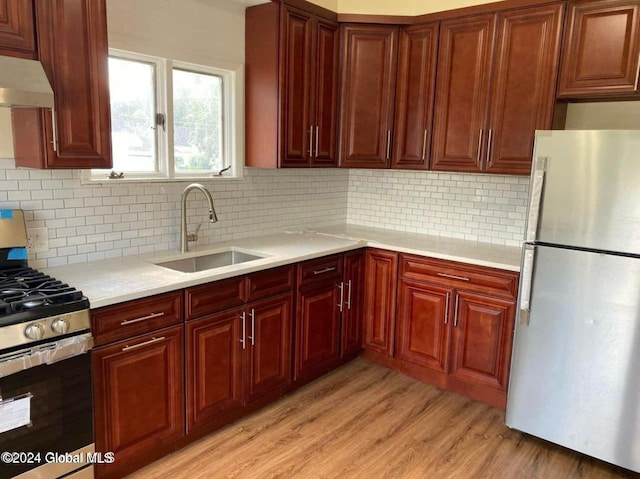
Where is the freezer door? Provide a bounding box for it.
[506,245,640,472]
[530,130,640,255]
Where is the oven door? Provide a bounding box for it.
[0,334,93,479]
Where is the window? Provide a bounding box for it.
[89,50,243,181]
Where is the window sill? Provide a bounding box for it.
[80,174,244,185]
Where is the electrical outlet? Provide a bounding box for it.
[27,227,49,254]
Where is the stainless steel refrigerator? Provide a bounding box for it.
[506,130,640,473]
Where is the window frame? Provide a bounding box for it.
[85,49,244,183]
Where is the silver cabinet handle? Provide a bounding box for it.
[121,311,165,326]
[386,130,392,160]
[453,295,460,327]
[308,126,314,157]
[486,128,493,165]
[346,280,352,310]
[635,53,640,90]
[248,309,255,346]
[518,244,536,326]
[437,272,470,282]
[313,266,336,275]
[338,282,344,313]
[477,129,483,163]
[315,125,319,158]
[444,292,450,324]
[50,109,58,152]
[421,129,428,160]
[525,157,548,242]
[240,311,246,350]
[122,336,165,352]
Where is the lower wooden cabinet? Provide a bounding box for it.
[449,290,515,391]
[93,325,184,479]
[363,249,399,356]
[341,250,365,357]
[186,294,293,433]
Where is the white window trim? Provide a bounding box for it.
[83,49,244,183]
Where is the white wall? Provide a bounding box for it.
[565,102,640,130]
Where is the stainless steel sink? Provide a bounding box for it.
[154,249,266,273]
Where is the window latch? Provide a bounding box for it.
[108,171,124,179]
[216,165,231,176]
[155,113,166,131]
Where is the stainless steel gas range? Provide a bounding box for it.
[0,210,94,479]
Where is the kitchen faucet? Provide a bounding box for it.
[180,183,218,253]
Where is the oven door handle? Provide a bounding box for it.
[0,333,94,378]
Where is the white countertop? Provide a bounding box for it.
[44,226,521,310]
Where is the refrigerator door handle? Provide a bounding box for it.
[518,244,536,326]
[525,157,547,242]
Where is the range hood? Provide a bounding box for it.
[0,56,54,109]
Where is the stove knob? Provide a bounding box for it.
[51,318,70,334]
[24,323,46,340]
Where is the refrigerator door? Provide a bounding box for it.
[506,245,640,472]
[529,130,640,255]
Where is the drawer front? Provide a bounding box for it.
[247,265,295,302]
[185,276,246,320]
[92,292,182,346]
[400,254,518,299]
[298,255,343,287]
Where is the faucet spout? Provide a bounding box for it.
[180,183,218,253]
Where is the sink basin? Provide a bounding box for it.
[154,249,266,273]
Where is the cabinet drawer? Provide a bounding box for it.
[247,265,294,302]
[92,292,182,346]
[297,255,343,287]
[185,276,246,320]
[400,254,518,299]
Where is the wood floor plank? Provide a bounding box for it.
[127,359,637,479]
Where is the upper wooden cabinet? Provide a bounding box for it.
[11,0,112,169]
[338,24,398,168]
[558,0,640,97]
[391,22,439,170]
[246,2,339,168]
[0,0,35,58]
[432,4,563,175]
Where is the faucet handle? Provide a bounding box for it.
[187,223,202,243]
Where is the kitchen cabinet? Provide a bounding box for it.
[341,250,365,357]
[363,249,398,356]
[391,22,439,170]
[0,0,35,58]
[431,4,563,175]
[11,0,112,169]
[338,24,398,168]
[245,2,339,168]
[185,266,294,433]
[393,254,518,408]
[558,0,640,97]
[93,325,184,479]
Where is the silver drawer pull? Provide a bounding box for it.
[436,272,470,281]
[121,312,165,326]
[313,266,336,275]
[122,336,165,352]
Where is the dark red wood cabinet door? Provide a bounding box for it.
[363,249,398,356]
[245,293,293,403]
[0,0,35,58]
[392,22,438,170]
[558,0,640,97]
[93,325,183,477]
[338,24,398,168]
[395,279,451,373]
[449,291,515,391]
[280,5,314,167]
[431,14,495,172]
[341,250,365,356]
[312,17,339,167]
[12,0,112,169]
[295,282,340,379]
[185,310,243,432]
[486,3,564,175]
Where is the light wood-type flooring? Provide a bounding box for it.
[128,358,637,479]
